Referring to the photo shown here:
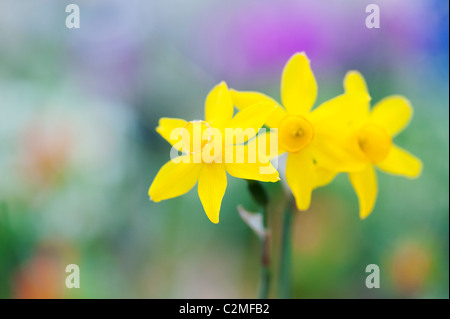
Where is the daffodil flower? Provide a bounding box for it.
[148,82,280,224]
[230,52,364,211]
[338,71,423,219]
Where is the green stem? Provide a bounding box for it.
[258,264,270,299]
[246,180,271,299]
[258,205,270,299]
[278,198,294,299]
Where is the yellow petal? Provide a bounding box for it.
[229,89,287,128]
[229,90,279,110]
[286,148,316,211]
[310,93,368,128]
[281,52,317,115]
[205,81,234,129]
[149,155,201,202]
[342,71,371,125]
[224,144,279,182]
[310,94,369,172]
[198,163,227,224]
[311,71,370,127]
[315,167,337,188]
[227,102,280,143]
[155,117,188,150]
[370,95,413,136]
[310,123,367,173]
[266,106,288,129]
[246,130,286,159]
[344,71,370,97]
[349,165,378,219]
[377,145,422,178]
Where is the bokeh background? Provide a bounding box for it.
[0,0,448,299]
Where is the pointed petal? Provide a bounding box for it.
[149,156,201,202]
[229,90,287,128]
[370,95,413,136]
[300,71,370,125]
[286,148,316,211]
[377,145,422,178]
[198,164,227,224]
[246,130,286,159]
[349,165,378,219]
[315,167,337,188]
[228,102,280,143]
[342,71,371,124]
[205,82,234,129]
[224,144,279,182]
[281,52,317,115]
[229,90,279,110]
[344,71,370,99]
[155,117,187,150]
[310,93,368,127]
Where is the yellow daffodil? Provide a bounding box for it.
[340,71,422,219]
[149,82,280,224]
[230,52,365,211]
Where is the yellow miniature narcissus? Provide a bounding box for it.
[230,52,365,211]
[149,82,280,224]
[339,71,422,219]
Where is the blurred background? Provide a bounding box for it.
[0,0,448,298]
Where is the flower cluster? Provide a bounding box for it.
[149,52,422,223]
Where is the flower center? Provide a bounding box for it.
[278,115,314,153]
[182,120,213,154]
[357,123,392,163]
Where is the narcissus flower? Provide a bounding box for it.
[149,82,279,224]
[341,71,422,219]
[231,52,364,211]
